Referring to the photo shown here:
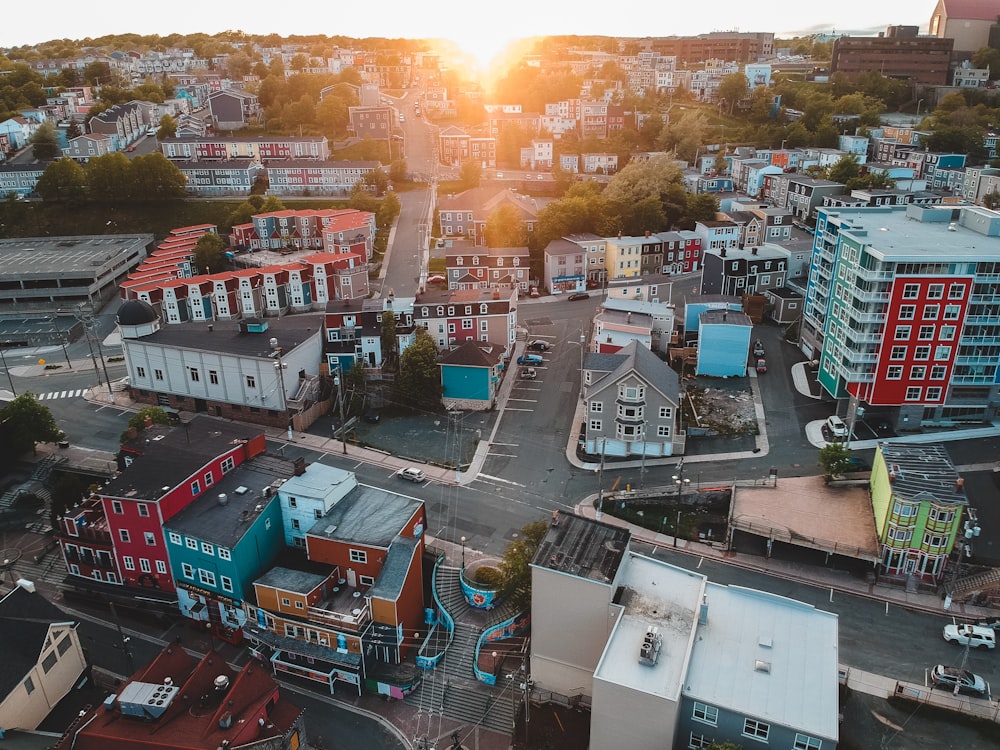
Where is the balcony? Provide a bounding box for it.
[306,586,372,633]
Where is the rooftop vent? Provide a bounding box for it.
[948,222,958,231]
[754,659,771,673]
[217,493,228,505]
[234,486,249,495]
[638,626,662,666]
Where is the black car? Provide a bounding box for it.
[527,339,550,351]
[567,292,590,301]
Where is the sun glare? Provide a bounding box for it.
[455,32,522,79]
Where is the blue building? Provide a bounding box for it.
[696,309,753,377]
[439,339,503,410]
[165,454,296,642]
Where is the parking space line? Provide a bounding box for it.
[508,398,537,403]
[484,452,518,459]
[478,473,526,487]
[504,408,533,412]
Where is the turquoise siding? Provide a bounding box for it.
[441,364,491,401]
[697,323,752,376]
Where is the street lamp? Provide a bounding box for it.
[672,459,689,548]
[917,99,924,116]
[0,344,15,396]
[945,516,981,609]
[271,338,290,440]
[460,535,466,569]
[492,650,499,676]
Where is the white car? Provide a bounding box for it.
[943,623,996,650]
[826,415,848,439]
[397,467,425,483]
[930,665,990,696]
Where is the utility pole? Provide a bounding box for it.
[334,364,347,454]
[596,438,606,521]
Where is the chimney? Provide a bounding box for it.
[956,477,965,491]
[751,247,758,255]
[293,456,306,476]
[493,288,500,299]
[644,230,650,237]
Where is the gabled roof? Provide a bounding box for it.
[439,339,503,367]
[939,0,999,22]
[586,340,680,404]
[0,586,75,699]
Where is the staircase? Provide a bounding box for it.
[953,567,1000,601]
[405,565,517,735]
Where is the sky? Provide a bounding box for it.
[7,0,933,68]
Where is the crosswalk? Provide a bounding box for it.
[33,389,86,401]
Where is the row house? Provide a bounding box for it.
[209,88,262,129]
[594,306,653,353]
[177,159,260,195]
[891,149,966,181]
[605,234,664,278]
[88,102,145,148]
[437,186,538,246]
[175,112,210,138]
[761,174,845,220]
[606,273,674,304]
[62,133,115,162]
[543,239,589,294]
[446,246,531,292]
[520,139,553,169]
[566,232,608,284]
[348,105,394,141]
[559,153,580,173]
[721,206,793,248]
[322,209,376,261]
[657,230,703,273]
[414,287,517,351]
[56,417,269,596]
[729,155,782,198]
[580,101,609,139]
[266,160,379,197]
[486,111,541,139]
[231,209,374,256]
[324,296,417,371]
[581,152,618,174]
[700,243,789,297]
[438,126,497,168]
[601,297,676,353]
[160,135,330,162]
[0,116,39,150]
[803,204,1000,430]
[538,113,577,138]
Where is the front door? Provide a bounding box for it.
[904,558,917,574]
[347,568,356,588]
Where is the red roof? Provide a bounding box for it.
[940,0,1000,21]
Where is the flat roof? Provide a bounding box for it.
[532,513,630,584]
[731,476,881,562]
[684,583,840,741]
[0,234,152,279]
[594,553,703,701]
[131,314,324,358]
[307,483,422,548]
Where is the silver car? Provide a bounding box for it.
[930,665,989,696]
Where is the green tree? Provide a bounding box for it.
[35,157,87,204]
[459,158,483,190]
[30,121,61,161]
[394,327,442,411]
[376,190,401,230]
[362,167,389,195]
[972,47,1000,74]
[128,153,187,200]
[483,204,528,248]
[119,406,172,443]
[85,152,132,202]
[984,189,1000,210]
[192,232,227,274]
[348,182,379,212]
[685,193,720,226]
[388,159,408,183]
[380,310,398,369]
[0,394,63,455]
[497,520,548,610]
[158,113,177,139]
[716,73,749,114]
[66,119,82,140]
[826,155,861,185]
[818,443,852,480]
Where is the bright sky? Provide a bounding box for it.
[7,0,932,69]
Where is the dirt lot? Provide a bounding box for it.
[682,375,757,437]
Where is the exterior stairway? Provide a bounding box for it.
[405,564,517,735]
[953,567,1000,601]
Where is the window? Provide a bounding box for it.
[923,305,939,320]
[360,575,375,586]
[137,503,149,517]
[894,326,910,340]
[221,576,233,593]
[156,560,167,574]
[794,734,823,750]
[689,734,712,749]
[144,532,156,546]
[743,719,769,741]
[886,366,903,379]
[659,406,672,419]
[111,500,123,515]
[136,366,146,378]
[291,519,300,530]
[910,366,926,380]
[898,305,915,320]
[123,556,135,571]
[169,532,182,545]
[657,425,671,437]
[902,283,919,299]
[56,634,72,656]
[927,284,944,299]
[289,497,297,508]
[939,325,956,341]
[905,387,922,400]
[204,471,214,487]
[918,325,935,340]
[914,345,930,360]
[893,502,917,517]
[948,283,966,299]
[693,702,718,725]
[943,305,961,320]
[119,529,130,543]
[927,387,942,400]
[42,652,57,674]
[23,675,35,694]
[589,419,602,431]
[189,367,200,382]
[209,370,219,384]
[930,365,947,379]
[221,456,235,473]
[139,558,151,573]
[590,401,603,413]
[350,549,368,564]
[218,548,231,561]
[246,375,257,389]
[923,532,946,548]
[199,569,216,587]
[935,345,952,360]
[890,346,906,360]
[182,562,194,579]
[201,542,214,555]
[190,479,201,495]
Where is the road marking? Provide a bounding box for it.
[39,389,84,400]
[504,408,534,412]
[507,398,537,403]
[491,442,518,447]
[485,452,518,459]
[477,473,526,487]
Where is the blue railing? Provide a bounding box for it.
[472,611,531,686]
[415,555,455,670]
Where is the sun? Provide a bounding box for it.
[454,32,524,79]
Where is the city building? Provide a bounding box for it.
[414,287,517,351]
[445,246,531,293]
[439,339,504,410]
[530,513,838,750]
[802,204,1000,429]
[543,239,589,295]
[437,186,538,246]
[700,243,789,297]
[830,30,953,85]
[697,309,754,377]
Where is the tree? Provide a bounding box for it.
[30,121,61,161]
[376,190,401,230]
[483,204,528,248]
[362,167,389,195]
[35,157,87,205]
[984,189,1000,210]
[459,158,482,189]
[818,443,852,480]
[119,406,172,443]
[394,327,442,411]
[192,232,227,275]
[826,155,861,185]
[85,152,132,202]
[380,311,398,369]
[972,47,1000,75]
[128,153,187,200]
[0,394,62,456]
[497,520,548,610]
[716,73,749,114]
[347,182,379,212]
[66,119,82,140]
[158,113,177,139]
[388,159,408,183]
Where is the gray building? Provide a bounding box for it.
[582,340,683,458]
[700,243,789,297]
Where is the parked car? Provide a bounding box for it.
[567,292,590,301]
[929,665,990,696]
[753,339,765,357]
[517,354,543,366]
[520,367,537,380]
[397,467,425,483]
[943,623,996,649]
[527,340,550,351]
[755,358,767,374]
[426,274,446,284]
[826,415,849,439]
